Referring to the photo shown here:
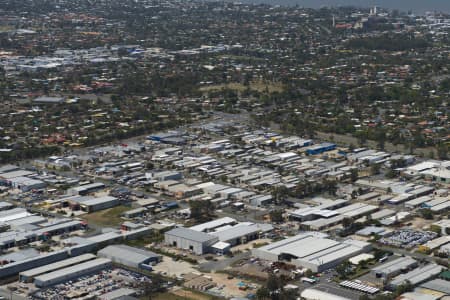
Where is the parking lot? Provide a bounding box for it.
[30,268,150,299]
[378,229,438,249]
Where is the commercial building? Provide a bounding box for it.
[164,227,219,255]
[34,258,112,288]
[98,244,161,270]
[252,232,371,272]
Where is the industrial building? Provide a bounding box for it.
[78,196,119,213]
[0,250,69,279]
[66,195,119,212]
[300,288,351,300]
[252,232,371,272]
[305,143,336,155]
[390,264,444,289]
[164,227,219,255]
[33,96,65,104]
[98,244,161,270]
[420,279,450,295]
[67,182,106,195]
[209,223,273,246]
[371,257,417,279]
[34,258,112,288]
[19,253,96,282]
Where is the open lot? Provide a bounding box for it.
[152,256,197,277]
[82,205,131,227]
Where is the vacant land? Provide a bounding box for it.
[151,289,220,300]
[82,205,130,227]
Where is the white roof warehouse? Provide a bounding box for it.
[252,232,371,272]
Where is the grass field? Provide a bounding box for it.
[82,205,130,227]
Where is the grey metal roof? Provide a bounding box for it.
[79,196,117,206]
[20,253,96,278]
[372,256,417,274]
[211,223,273,242]
[421,279,450,294]
[166,227,217,243]
[391,264,443,287]
[34,258,111,283]
[98,244,160,264]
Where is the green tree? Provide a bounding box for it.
[270,210,284,223]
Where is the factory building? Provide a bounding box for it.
[210,223,273,246]
[305,143,336,155]
[371,256,417,279]
[67,182,105,195]
[390,264,444,289]
[301,288,351,300]
[98,244,161,270]
[0,250,69,279]
[34,258,112,288]
[165,227,219,255]
[252,232,371,272]
[66,196,119,213]
[19,253,96,283]
[78,196,119,213]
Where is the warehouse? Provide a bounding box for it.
[33,96,65,104]
[98,244,161,269]
[210,223,273,246]
[0,208,32,223]
[300,288,351,300]
[34,220,85,237]
[305,143,336,155]
[19,253,96,282]
[335,203,378,219]
[405,196,433,209]
[370,209,396,220]
[289,199,348,221]
[165,227,219,255]
[8,176,46,192]
[77,196,119,213]
[301,215,345,231]
[420,279,450,294]
[34,258,112,288]
[67,182,105,195]
[0,250,69,279]
[0,170,34,183]
[252,232,371,272]
[0,201,13,211]
[390,263,444,289]
[190,217,237,233]
[122,207,147,218]
[371,256,417,278]
[420,236,450,251]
